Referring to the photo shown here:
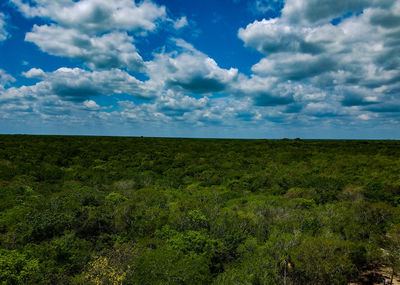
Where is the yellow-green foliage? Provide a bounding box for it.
[84,256,128,285]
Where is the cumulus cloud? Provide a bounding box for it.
[303,102,341,117]
[83,100,100,110]
[22,68,46,79]
[145,39,239,95]
[0,13,8,42]
[11,0,166,34]
[120,92,210,124]
[118,94,262,127]
[3,67,152,104]
[282,0,393,24]
[238,0,400,118]
[231,75,294,106]
[0,68,149,124]
[26,26,144,71]
[338,86,380,107]
[46,67,153,101]
[252,54,335,80]
[238,18,325,55]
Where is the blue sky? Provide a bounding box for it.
[0,0,399,138]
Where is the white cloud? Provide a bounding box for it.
[238,18,325,55]
[2,67,153,104]
[173,16,188,30]
[282,0,393,24]
[26,26,144,71]
[0,69,15,89]
[156,92,209,116]
[0,13,8,42]
[22,68,46,79]
[145,39,239,95]
[251,53,335,80]
[230,75,294,106]
[11,0,166,34]
[83,100,100,110]
[119,92,210,123]
[358,114,371,120]
[303,102,340,117]
[47,67,154,100]
[118,93,262,127]
[0,68,147,124]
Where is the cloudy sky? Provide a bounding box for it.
[0,0,399,138]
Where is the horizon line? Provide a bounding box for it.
[1,133,399,141]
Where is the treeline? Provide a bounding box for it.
[0,135,400,284]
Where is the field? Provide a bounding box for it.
[1,135,400,284]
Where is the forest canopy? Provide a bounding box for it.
[0,135,400,284]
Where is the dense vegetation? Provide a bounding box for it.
[1,135,400,284]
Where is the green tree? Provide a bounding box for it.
[290,237,357,284]
[0,249,41,284]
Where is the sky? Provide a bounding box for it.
[0,0,399,139]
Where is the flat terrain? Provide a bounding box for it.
[1,135,400,284]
